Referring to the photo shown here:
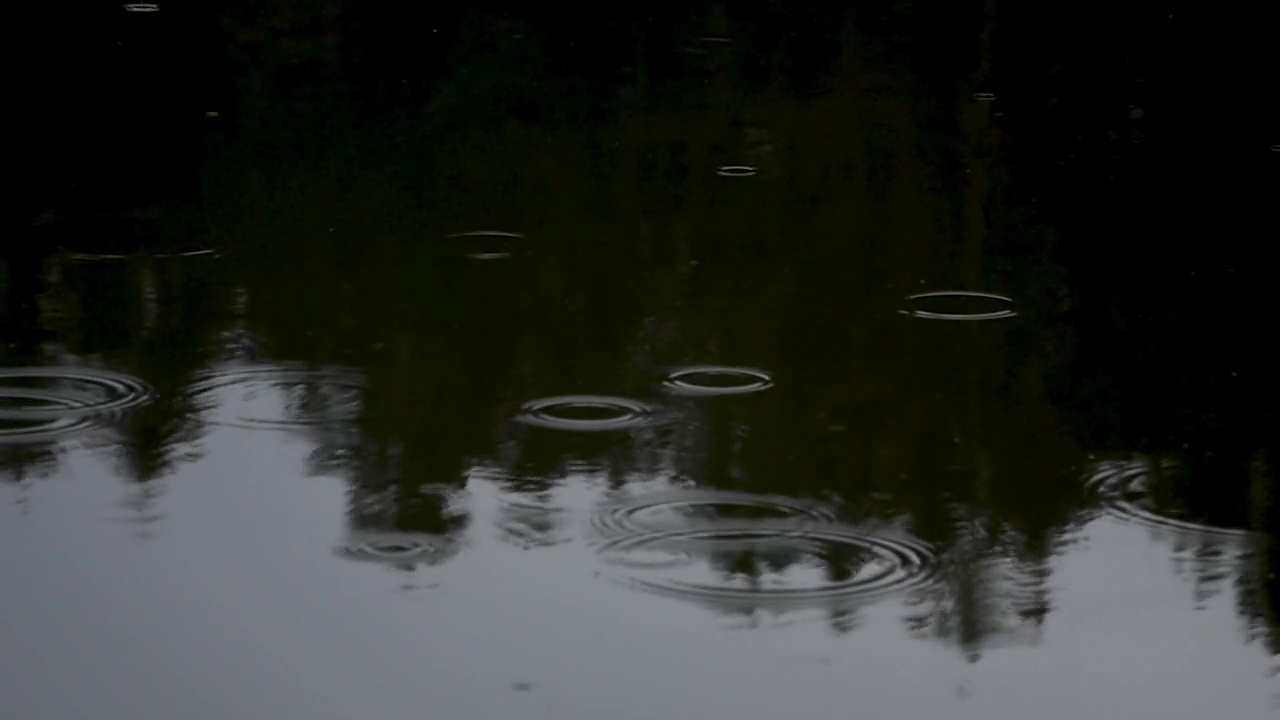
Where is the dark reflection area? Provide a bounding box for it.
[0,242,48,363]
[1239,454,1280,658]
[12,4,226,229]
[995,0,1279,663]
[1084,450,1280,658]
[40,244,234,525]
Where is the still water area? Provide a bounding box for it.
[3,4,1278,719]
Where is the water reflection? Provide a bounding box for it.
[3,3,1279,717]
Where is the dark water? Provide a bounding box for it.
[3,3,1279,719]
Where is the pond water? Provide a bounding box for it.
[3,4,1278,719]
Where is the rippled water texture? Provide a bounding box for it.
[595,521,938,612]
[439,231,527,260]
[184,366,364,430]
[0,367,155,443]
[592,489,837,535]
[1085,459,1253,539]
[64,248,217,262]
[335,531,463,569]
[589,489,936,614]
[662,366,774,396]
[900,291,1017,321]
[517,395,658,432]
[4,5,1277,720]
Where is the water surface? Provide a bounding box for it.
[3,4,1277,719]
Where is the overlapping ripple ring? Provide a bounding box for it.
[184,365,364,430]
[592,490,838,537]
[517,395,656,432]
[596,523,938,607]
[0,368,154,442]
[1085,460,1250,539]
[716,165,758,177]
[663,366,774,396]
[0,393,100,443]
[900,291,1016,321]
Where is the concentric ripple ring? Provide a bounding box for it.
[184,365,364,430]
[0,394,100,444]
[663,366,774,396]
[1085,460,1250,539]
[334,532,461,568]
[0,367,156,420]
[440,231,526,260]
[593,490,837,537]
[717,165,758,177]
[900,291,1016,321]
[517,395,656,432]
[596,524,937,607]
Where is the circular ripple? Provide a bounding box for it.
[899,291,1016,321]
[716,165,758,177]
[973,92,997,101]
[440,231,526,260]
[663,366,773,396]
[66,248,217,262]
[335,531,461,569]
[593,490,838,537]
[0,367,155,442]
[597,524,937,609]
[1085,460,1250,539]
[124,3,160,11]
[185,366,364,431]
[517,395,655,432]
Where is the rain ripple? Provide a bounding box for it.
[335,531,461,569]
[517,395,657,432]
[662,366,773,396]
[184,365,364,431]
[1085,459,1252,539]
[591,490,936,613]
[592,489,837,536]
[0,367,155,444]
[596,522,937,610]
[900,291,1016,321]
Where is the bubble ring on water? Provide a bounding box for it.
[592,490,837,537]
[185,365,365,430]
[1085,460,1250,539]
[973,92,997,101]
[335,532,461,568]
[517,395,656,432]
[899,291,1017,321]
[663,365,774,396]
[716,165,758,177]
[0,367,156,421]
[596,525,938,607]
[123,3,160,11]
